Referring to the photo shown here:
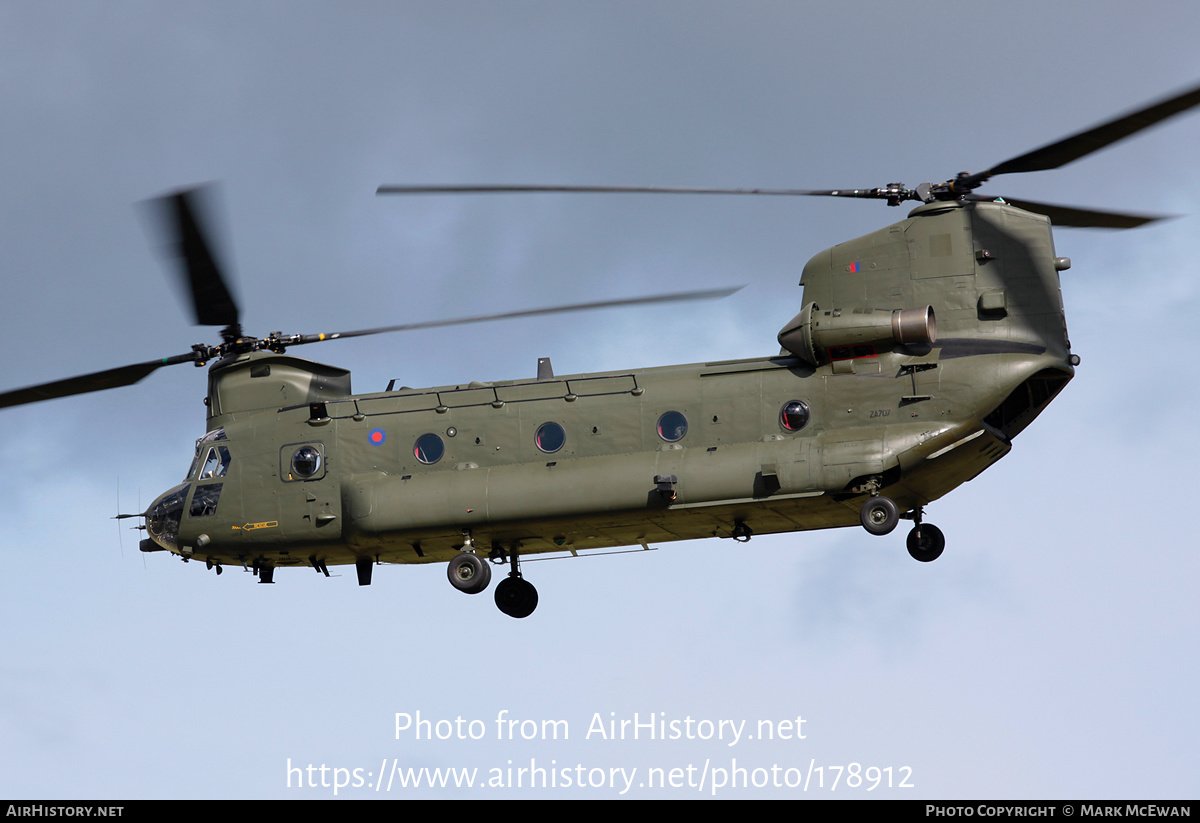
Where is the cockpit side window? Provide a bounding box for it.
[198,445,233,479]
[188,429,229,480]
[201,449,220,478]
[189,483,222,517]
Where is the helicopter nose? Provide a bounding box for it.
[146,483,190,551]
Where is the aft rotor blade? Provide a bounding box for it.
[967,81,1200,186]
[144,186,241,329]
[0,353,197,409]
[289,286,743,346]
[379,184,839,197]
[995,197,1168,229]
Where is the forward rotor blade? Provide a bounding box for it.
[289,286,743,346]
[0,353,196,409]
[973,81,1200,184]
[144,187,240,329]
[994,197,1168,229]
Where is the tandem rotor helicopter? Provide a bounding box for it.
[5,83,1199,618]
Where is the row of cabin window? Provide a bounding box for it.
[411,402,811,465]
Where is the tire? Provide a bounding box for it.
[860,496,900,536]
[494,576,539,618]
[906,523,945,562]
[447,552,492,594]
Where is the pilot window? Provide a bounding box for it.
[188,429,230,479]
[198,446,232,479]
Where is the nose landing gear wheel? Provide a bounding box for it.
[495,575,538,618]
[906,523,945,562]
[447,551,492,594]
[860,496,900,535]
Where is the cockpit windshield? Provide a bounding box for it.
[147,483,189,551]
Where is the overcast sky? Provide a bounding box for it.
[1,1,1198,799]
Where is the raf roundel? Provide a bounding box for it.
[368,428,387,446]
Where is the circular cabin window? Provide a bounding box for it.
[657,411,688,442]
[414,433,445,464]
[291,445,322,478]
[535,422,566,453]
[779,400,811,432]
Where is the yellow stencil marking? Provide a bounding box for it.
[232,521,279,531]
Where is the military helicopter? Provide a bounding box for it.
[4,83,1199,618]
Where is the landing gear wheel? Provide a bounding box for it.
[860,496,900,535]
[494,575,539,618]
[906,523,945,562]
[447,552,492,594]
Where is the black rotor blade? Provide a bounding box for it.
[968,81,1200,185]
[0,353,197,409]
[289,286,743,346]
[379,184,840,197]
[991,197,1168,229]
[145,187,240,329]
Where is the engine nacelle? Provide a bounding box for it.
[778,303,936,366]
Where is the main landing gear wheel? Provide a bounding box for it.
[860,495,900,535]
[447,551,492,594]
[906,523,945,562]
[495,575,538,618]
